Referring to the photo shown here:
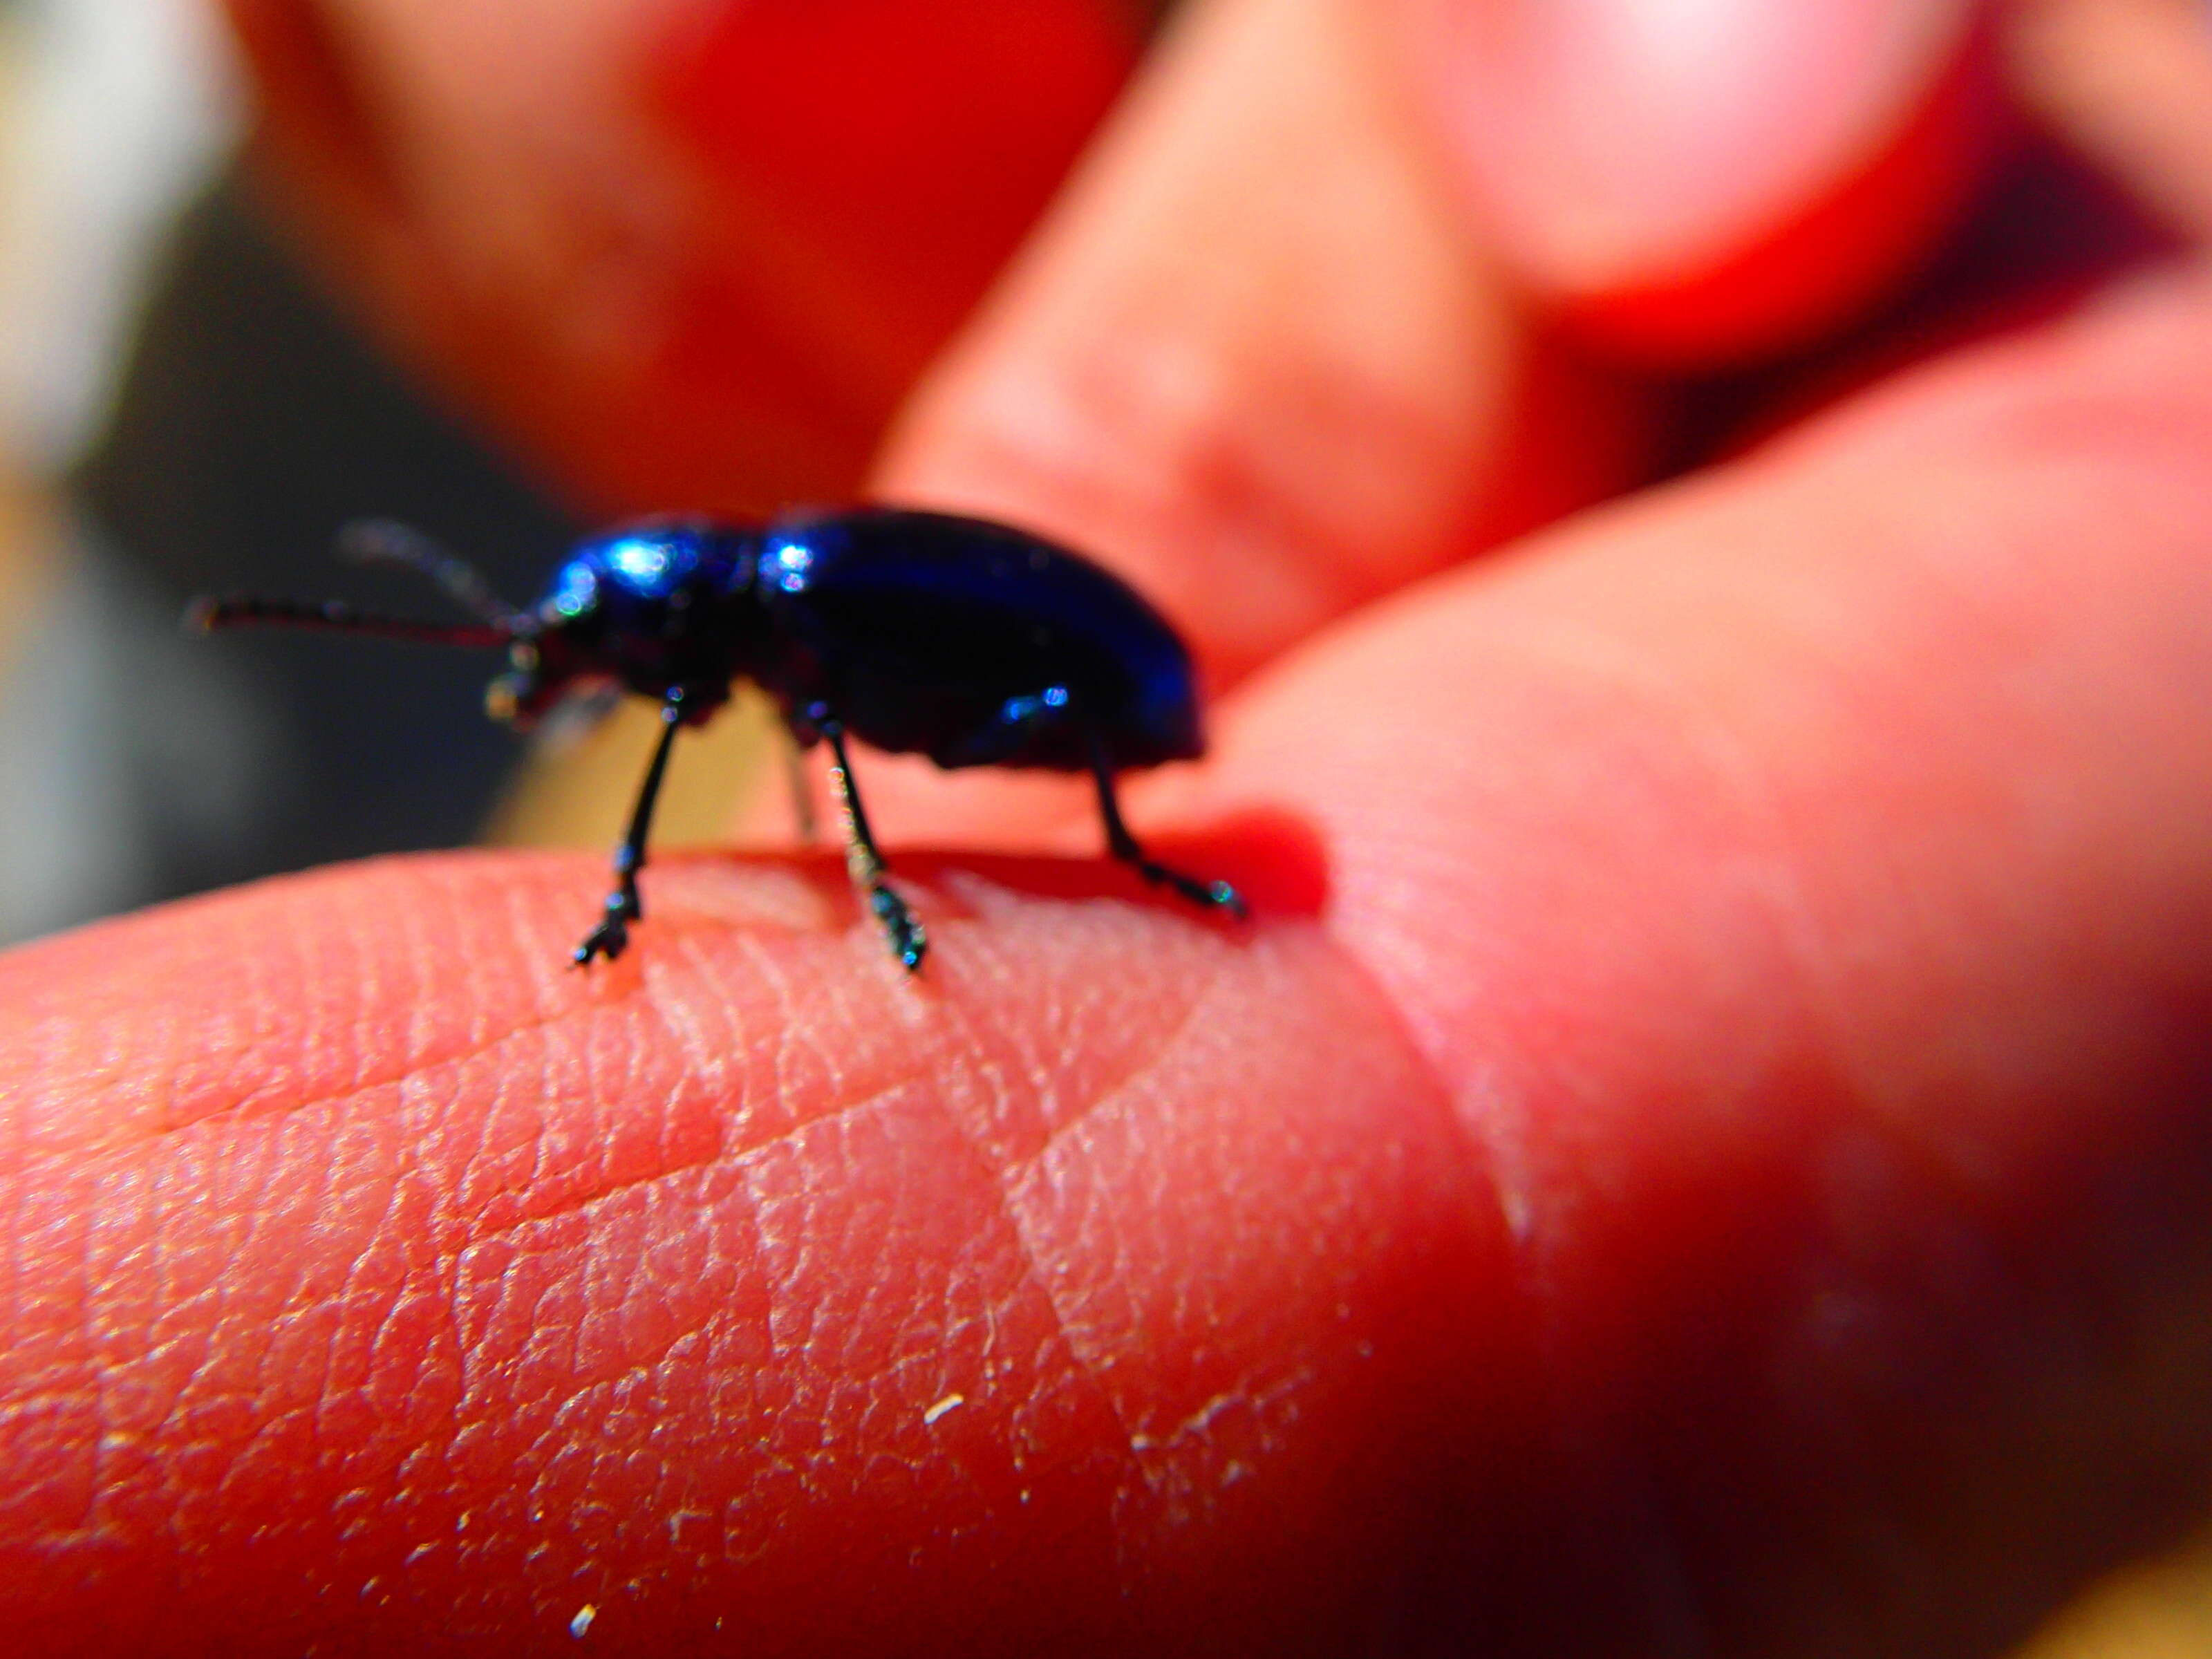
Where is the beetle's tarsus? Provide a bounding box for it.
[574,924,627,966]
[822,718,928,973]
[573,890,639,966]
[1135,861,1247,919]
[1089,741,1247,926]
[871,885,927,972]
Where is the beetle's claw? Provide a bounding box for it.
[573,892,638,967]
[1130,859,1246,921]
[572,920,627,966]
[871,886,927,973]
[1203,879,1249,921]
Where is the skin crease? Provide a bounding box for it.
[0,855,1489,1654]
[7,0,2212,1655]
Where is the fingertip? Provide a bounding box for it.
[1386,0,2000,361]
[874,0,1644,685]
[1,850,1501,1651]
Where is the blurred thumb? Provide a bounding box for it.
[1382,0,1999,359]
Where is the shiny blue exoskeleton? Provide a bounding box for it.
[190,508,1244,971]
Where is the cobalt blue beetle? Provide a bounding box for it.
[189,508,1245,971]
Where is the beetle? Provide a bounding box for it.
[189,507,1245,971]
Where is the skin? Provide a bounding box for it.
[7,0,2212,1652]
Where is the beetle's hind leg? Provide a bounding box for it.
[574,692,685,966]
[1088,735,1246,919]
[821,719,927,971]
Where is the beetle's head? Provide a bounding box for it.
[482,632,572,729]
[480,543,637,730]
[484,523,767,728]
[186,518,758,735]
[482,588,631,731]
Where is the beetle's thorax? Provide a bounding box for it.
[488,518,776,726]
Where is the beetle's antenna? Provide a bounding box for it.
[336,518,529,630]
[185,594,514,649]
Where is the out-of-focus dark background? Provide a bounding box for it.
[0,3,2209,1647]
[0,0,1161,946]
[0,0,559,939]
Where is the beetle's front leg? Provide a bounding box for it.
[574,691,685,965]
[818,717,926,972]
[574,850,645,967]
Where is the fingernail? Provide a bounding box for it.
[1385,0,1979,296]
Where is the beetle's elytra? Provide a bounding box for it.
[189,508,1246,970]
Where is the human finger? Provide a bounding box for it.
[2011,0,2212,245]
[879,0,2008,704]
[218,0,1140,513]
[0,850,1491,1656]
[877,0,1647,689]
[1378,0,2003,359]
[1137,261,2212,1649]
[11,265,2212,1654]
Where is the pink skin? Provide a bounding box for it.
[1378,0,1999,358]
[8,0,2212,1652]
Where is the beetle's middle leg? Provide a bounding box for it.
[821,718,927,972]
[574,690,685,966]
